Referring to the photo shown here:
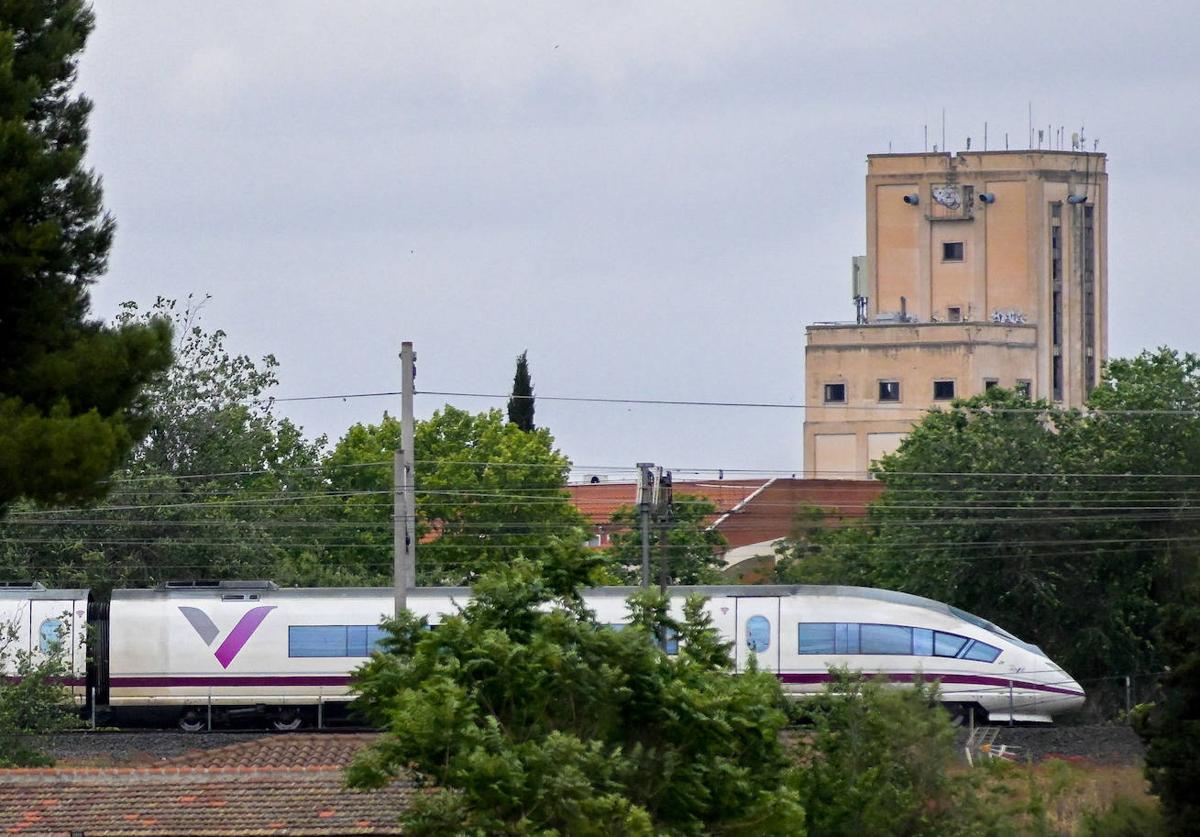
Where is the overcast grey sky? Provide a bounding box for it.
[77,1,1200,477]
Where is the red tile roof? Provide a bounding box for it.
[0,737,412,836]
[568,477,883,548]
[708,478,883,550]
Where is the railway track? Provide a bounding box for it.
[30,724,1144,769]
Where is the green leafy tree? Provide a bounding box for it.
[325,406,590,585]
[0,297,334,591]
[794,670,973,836]
[348,544,806,835]
[776,350,1200,705]
[1133,586,1200,835]
[507,349,535,431]
[605,494,728,584]
[0,0,172,510]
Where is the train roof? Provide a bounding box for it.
[108,582,1045,657]
[0,582,89,600]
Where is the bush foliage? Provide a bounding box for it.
[348,545,805,835]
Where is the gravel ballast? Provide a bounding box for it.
[30,724,1147,769]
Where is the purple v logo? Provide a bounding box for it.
[179,606,276,669]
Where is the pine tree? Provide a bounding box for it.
[506,349,535,431]
[0,1,172,509]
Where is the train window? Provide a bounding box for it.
[289,624,388,657]
[659,627,679,655]
[289,626,346,657]
[799,622,859,654]
[798,623,836,654]
[933,631,968,658]
[602,623,674,653]
[347,625,388,657]
[960,640,1001,663]
[860,624,912,655]
[913,628,934,656]
[835,622,859,654]
[746,616,770,653]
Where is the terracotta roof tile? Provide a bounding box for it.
[0,766,414,836]
[569,477,883,548]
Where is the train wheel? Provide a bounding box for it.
[270,709,303,732]
[946,703,982,727]
[178,710,206,733]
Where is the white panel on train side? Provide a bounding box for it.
[702,596,737,648]
[109,587,466,706]
[0,598,32,671]
[584,590,634,626]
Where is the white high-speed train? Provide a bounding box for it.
[0,581,1084,730]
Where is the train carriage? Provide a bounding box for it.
[7,580,1085,729]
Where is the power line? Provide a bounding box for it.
[10,508,1200,531]
[270,385,1200,417]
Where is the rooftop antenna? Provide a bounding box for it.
[1005,132,1009,150]
[984,121,988,150]
[966,136,971,150]
[924,123,928,152]
[1093,138,1099,151]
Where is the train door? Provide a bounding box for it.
[28,598,79,672]
[735,596,780,673]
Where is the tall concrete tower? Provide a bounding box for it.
[803,150,1108,478]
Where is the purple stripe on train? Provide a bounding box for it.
[776,671,1084,697]
[110,675,354,688]
[107,671,1081,698]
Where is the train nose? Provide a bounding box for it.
[1064,675,1087,711]
[1049,669,1087,714]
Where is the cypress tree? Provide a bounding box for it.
[0,1,172,509]
[506,350,535,431]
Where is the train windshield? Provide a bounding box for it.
[947,605,1046,657]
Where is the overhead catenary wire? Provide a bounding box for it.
[270,385,1200,417]
[10,508,1200,532]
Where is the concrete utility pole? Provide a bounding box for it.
[635,463,654,587]
[394,342,417,617]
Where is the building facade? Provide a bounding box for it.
[804,150,1108,477]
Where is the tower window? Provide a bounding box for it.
[947,306,962,322]
[878,381,901,402]
[933,380,955,400]
[942,242,964,261]
[984,378,999,391]
[1015,380,1032,398]
[823,383,846,403]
